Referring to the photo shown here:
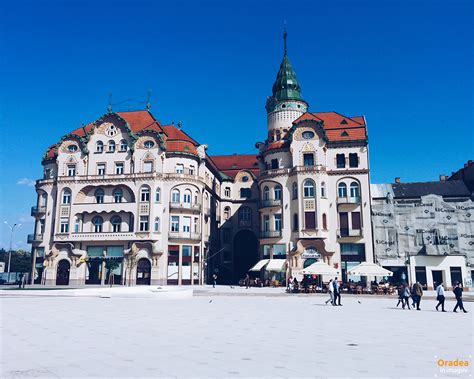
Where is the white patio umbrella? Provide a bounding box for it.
[301,261,340,276]
[347,262,393,277]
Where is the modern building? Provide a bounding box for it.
[29,32,374,285]
[371,178,474,290]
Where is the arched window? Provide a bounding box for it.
[108,140,115,152]
[171,189,180,203]
[95,188,105,203]
[194,191,199,204]
[239,207,251,221]
[350,182,360,198]
[263,186,270,200]
[120,140,127,152]
[274,185,282,200]
[140,186,150,202]
[321,182,326,198]
[224,206,231,220]
[154,217,160,232]
[111,216,121,232]
[92,216,103,233]
[183,189,192,205]
[155,188,161,203]
[338,183,347,198]
[303,180,315,198]
[96,141,104,153]
[113,188,123,203]
[62,189,71,204]
[292,182,298,200]
[293,213,299,231]
[322,213,327,230]
[40,192,48,207]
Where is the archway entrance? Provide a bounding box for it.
[136,258,151,285]
[233,229,259,284]
[56,260,70,285]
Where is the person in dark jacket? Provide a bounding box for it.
[413,281,423,310]
[396,285,404,307]
[453,282,468,313]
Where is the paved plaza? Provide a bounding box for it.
[1,287,472,378]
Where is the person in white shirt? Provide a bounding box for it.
[435,282,446,312]
[325,279,334,305]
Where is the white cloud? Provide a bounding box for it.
[17,178,36,187]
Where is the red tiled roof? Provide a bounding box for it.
[266,140,289,151]
[44,144,58,160]
[117,110,164,133]
[293,111,367,142]
[166,141,197,155]
[70,122,94,137]
[162,124,198,144]
[211,154,260,178]
[162,124,199,155]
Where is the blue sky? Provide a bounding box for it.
[0,0,472,250]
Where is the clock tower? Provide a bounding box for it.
[265,29,308,141]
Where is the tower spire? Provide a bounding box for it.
[283,21,288,56]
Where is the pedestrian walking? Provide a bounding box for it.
[325,279,334,305]
[396,285,404,307]
[453,282,468,313]
[435,282,446,312]
[402,284,411,310]
[413,281,423,310]
[287,276,293,292]
[245,274,250,289]
[18,273,23,289]
[333,277,342,306]
[212,273,217,288]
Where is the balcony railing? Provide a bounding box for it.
[259,168,291,178]
[337,196,361,204]
[290,164,326,174]
[69,232,135,241]
[259,230,282,238]
[259,199,282,209]
[31,206,46,217]
[168,231,202,240]
[337,228,363,238]
[169,202,202,212]
[27,234,44,244]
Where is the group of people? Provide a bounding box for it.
[325,278,342,306]
[396,281,468,313]
[286,275,320,293]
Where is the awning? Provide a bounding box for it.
[347,262,393,277]
[301,261,339,276]
[265,259,286,271]
[249,259,269,271]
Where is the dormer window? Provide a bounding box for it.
[341,131,349,137]
[144,140,155,149]
[340,119,348,125]
[302,131,314,139]
[68,145,78,153]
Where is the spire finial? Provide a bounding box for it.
[107,93,113,113]
[146,89,152,110]
[283,20,287,56]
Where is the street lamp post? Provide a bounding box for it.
[4,221,21,283]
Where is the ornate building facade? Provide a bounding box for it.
[29,34,374,285]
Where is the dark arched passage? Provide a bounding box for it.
[136,258,151,285]
[233,229,259,283]
[56,260,70,285]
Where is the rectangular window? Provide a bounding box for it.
[224,187,231,197]
[240,188,251,198]
[67,165,76,177]
[175,164,184,174]
[340,243,366,262]
[336,154,346,168]
[351,212,361,230]
[339,212,349,236]
[171,216,179,232]
[97,164,106,176]
[182,245,192,257]
[189,166,195,175]
[263,245,271,259]
[40,219,45,234]
[274,214,282,231]
[139,216,149,231]
[349,153,359,168]
[74,219,80,233]
[303,153,314,167]
[60,219,69,233]
[273,244,286,258]
[143,161,153,173]
[115,163,124,175]
[271,159,279,169]
[263,215,270,231]
[194,217,199,233]
[450,267,462,287]
[304,211,316,229]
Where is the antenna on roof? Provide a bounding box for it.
[107,93,113,113]
[283,20,288,56]
[177,121,183,129]
[146,89,152,110]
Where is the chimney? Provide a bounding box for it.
[439,175,447,182]
[395,177,401,184]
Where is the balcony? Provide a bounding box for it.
[72,202,136,214]
[169,202,202,213]
[259,230,282,239]
[337,228,363,238]
[337,196,361,204]
[290,164,326,174]
[259,199,282,209]
[31,206,46,217]
[259,168,291,179]
[69,232,135,241]
[168,231,202,241]
[27,234,44,244]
